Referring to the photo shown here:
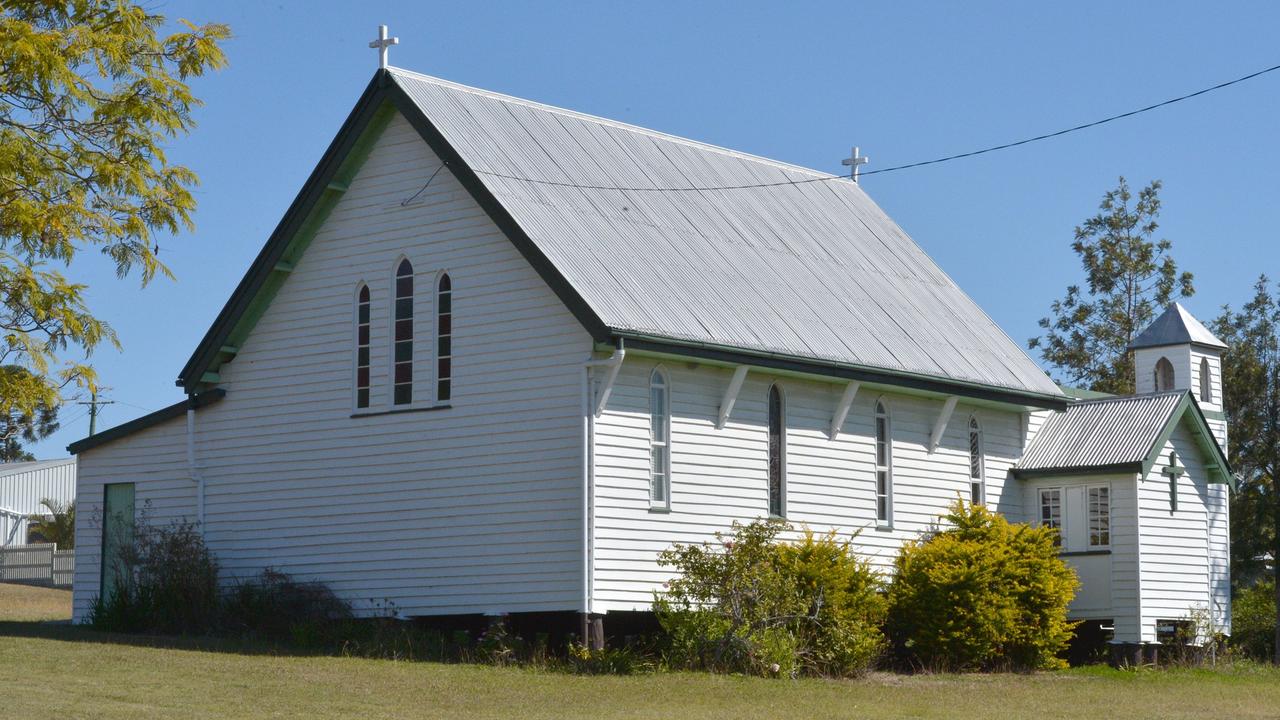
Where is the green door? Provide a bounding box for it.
[100,483,135,599]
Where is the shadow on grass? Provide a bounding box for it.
[0,620,342,659]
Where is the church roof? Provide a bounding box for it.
[177,68,1065,408]
[1130,303,1227,350]
[1014,390,1231,484]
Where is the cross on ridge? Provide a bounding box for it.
[841,146,869,182]
[369,25,400,70]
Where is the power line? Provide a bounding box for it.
[466,60,1280,192]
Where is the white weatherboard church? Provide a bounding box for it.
[69,62,1232,650]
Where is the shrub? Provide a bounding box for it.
[886,501,1078,671]
[88,517,220,635]
[566,642,653,675]
[655,518,885,678]
[221,568,353,646]
[1232,580,1276,662]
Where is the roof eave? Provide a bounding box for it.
[619,333,1068,410]
[1011,462,1142,479]
[68,390,226,455]
[1139,392,1235,489]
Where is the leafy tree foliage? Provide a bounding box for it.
[26,497,73,547]
[1232,579,1276,662]
[886,502,1078,671]
[0,365,58,461]
[1212,275,1280,662]
[1030,177,1194,394]
[0,2,228,420]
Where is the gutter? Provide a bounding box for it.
[615,333,1068,411]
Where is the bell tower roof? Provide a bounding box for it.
[1130,302,1227,350]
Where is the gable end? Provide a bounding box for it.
[177,70,610,392]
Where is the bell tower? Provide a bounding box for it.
[1130,303,1227,451]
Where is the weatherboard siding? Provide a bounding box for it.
[73,112,592,621]
[1020,473,1141,641]
[71,417,193,620]
[1137,425,1217,641]
[590,357,1027,611]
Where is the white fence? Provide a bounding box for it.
[0,543,73,588]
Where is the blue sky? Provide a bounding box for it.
[33,1,1280,457]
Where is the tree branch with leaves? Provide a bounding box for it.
[0,1,228,425]
[1030,177,1194,394]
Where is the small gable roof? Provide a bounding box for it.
[178,68,1065,408]
[1014,390,1232,485]
[1130,303,1227,350]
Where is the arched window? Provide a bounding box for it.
[968,416,984,505]
[393,259,414,405]
[1154,357,1175,392]
[768,384,785,517]
[1199,357,1213,403]
[355,284,371,409]
[875,400,892,526]
[649,368,670,508]
[437,273,452,403]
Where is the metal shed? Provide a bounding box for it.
[0,457,77,546]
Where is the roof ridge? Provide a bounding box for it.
[387,67,846,184]
[1067,389,1187,407]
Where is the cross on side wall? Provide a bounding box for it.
[1162,452,1186,513]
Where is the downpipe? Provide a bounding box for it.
[186,400,204,533]
[580,341,624,645]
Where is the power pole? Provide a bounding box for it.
[77,389,115,436]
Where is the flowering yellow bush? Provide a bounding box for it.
[887,501,1079,671]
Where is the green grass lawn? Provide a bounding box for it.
[1,583,1276,719]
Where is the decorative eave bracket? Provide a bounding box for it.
[928,396,959,454]
[829,381,861,440]
[716,366,750,430]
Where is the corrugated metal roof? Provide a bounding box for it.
[1018,391,1186,472]
[390,69,1063,399]
[1131,303,1226,350]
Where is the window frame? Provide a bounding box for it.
[436,272,452,405]
[391,258,415,406]
[648,367,672,511]
[1154,356,1175,392]
[874,399,893,528]
[1088,484,1111,548]
[968,415,985,506]
[354,283,372,410]
[1039,486,1063,547]
[1199,357,1213,403]
[767,383,786,518]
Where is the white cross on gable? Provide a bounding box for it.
[369,25,400,70]
[841,146,869,182]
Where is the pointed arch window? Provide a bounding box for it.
[767,384,785,517]
[968,416,984,505]
[649,368,670,508]
[1199,357,1213,402]
[437,273,452,403]
[1154,357,1175,392]
[393,259,414,405]
[875,400,892,526]
[355,284,371,409]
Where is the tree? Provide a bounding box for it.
[0,365,58,461]
[0,3,228,425]
[26,497,74,547]
[1030,177,1194,394]
[1213,275,1280,662]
